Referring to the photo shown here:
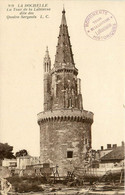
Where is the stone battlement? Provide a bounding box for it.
[37,109,93,123]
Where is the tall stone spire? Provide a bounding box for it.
[54,8,74,67]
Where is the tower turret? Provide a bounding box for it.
[44,46,51,73]
[43,47,52,111]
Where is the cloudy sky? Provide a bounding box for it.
[0,0,125,156]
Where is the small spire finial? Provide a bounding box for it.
[62,5,65,14]
[46,46,48,52]
[45,46,49,57]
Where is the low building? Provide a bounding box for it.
[100,144,125,169]
[24,163,54,177]
[96,144,116,160]
[16,155,40,170]
[2,158,17,168]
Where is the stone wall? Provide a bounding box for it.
[39,117,92,176]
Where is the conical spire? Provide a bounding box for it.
[54,9,74,67]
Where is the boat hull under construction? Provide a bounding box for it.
[74,166,124,181]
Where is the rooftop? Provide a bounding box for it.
[101,146,125,161]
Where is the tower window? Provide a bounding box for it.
[47,63,48,72]
[45,63,46,72]
[85,138,88,144]
[68,98,72,108]
[67,151,73,158]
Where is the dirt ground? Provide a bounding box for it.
[7,183,124,195]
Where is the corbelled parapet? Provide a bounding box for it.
[51,65,78,76]
[37,109,93,124]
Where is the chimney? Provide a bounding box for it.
[101,146,103,150]
[107,144,111,149]
[113,144,117,148]
[121,141,124,147]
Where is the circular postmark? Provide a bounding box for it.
[84,10,117,41]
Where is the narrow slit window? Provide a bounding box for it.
[68,98,72,108]
[85,138,88,144]
[45,63,46,72]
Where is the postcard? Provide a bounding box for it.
[0,0,124,193]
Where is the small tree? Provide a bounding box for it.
[0,143,15,159]
[15,149,28,157]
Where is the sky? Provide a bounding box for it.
[0,0,125,156]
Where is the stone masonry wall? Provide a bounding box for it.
[39,118,92,176]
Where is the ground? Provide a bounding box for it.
[2,176,124,195]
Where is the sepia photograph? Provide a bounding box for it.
[0,0,125,194]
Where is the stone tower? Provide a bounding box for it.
[37,9,94,176]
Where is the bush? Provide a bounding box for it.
[7,176,23,183]
[7,176,44,193]
[15,183,43,193]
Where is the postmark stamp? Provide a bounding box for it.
[84,10,117,41]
